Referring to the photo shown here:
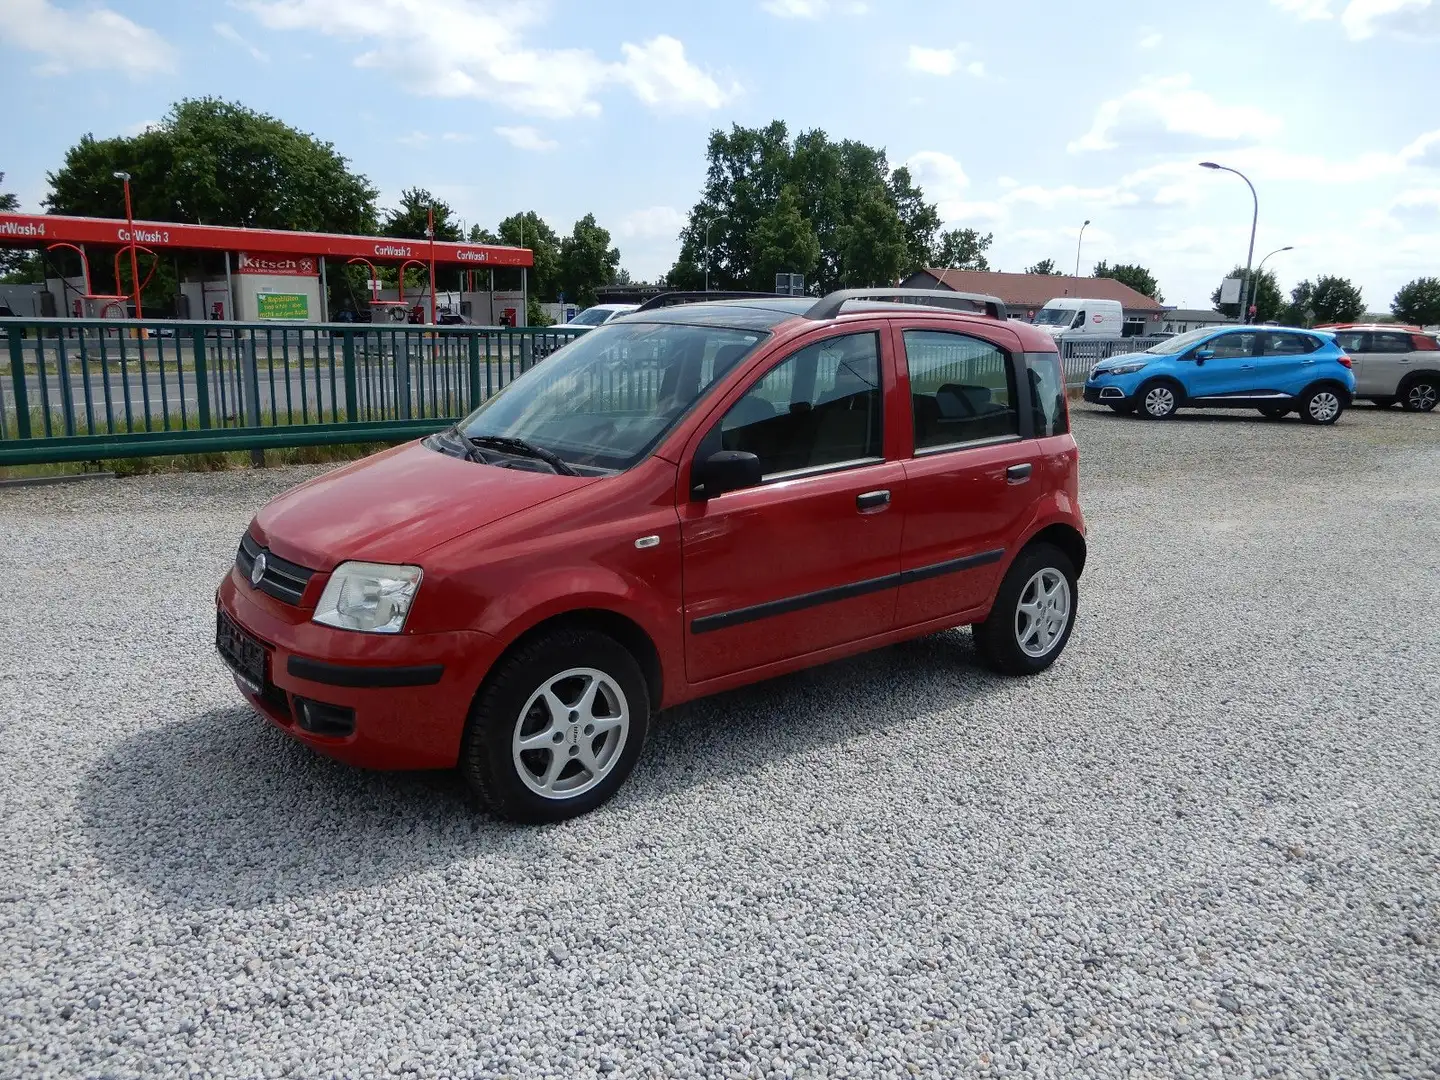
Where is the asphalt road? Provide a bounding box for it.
[1,405,1437,1078]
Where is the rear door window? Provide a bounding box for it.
[1027,354,1069,437]
[1260,332,1320,355]
[1373,332,1414,353]
[1335,331,1371,353]
[903,330,1020,451]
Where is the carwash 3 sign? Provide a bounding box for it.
[0,213,533,268]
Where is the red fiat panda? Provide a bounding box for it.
[216,289,1087,822]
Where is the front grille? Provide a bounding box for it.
[236,533,316,606]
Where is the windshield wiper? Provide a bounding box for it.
[465,433,578,476]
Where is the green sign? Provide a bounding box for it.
[256,292,309,320]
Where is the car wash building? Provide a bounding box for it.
[0,212,533,325]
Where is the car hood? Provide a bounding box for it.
[251,440,596,569]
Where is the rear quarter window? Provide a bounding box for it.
[1026,353,1069,437]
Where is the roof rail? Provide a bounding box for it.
[634,290,784,312]
[804,288,1007,322]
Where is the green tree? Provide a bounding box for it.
[1025,258,1059,275]
[558,213,621,307]
[382,187,462,242]
[751,184,821,290]
[1392,276,1440,326]
[887,165,941,275]
[668,121,951,293]
[467,223,499,244]
[0,172,15,212]
[934,227,992,271]
[1211,264,1284,322]
[1306,275,1365,323]
[0,172,42,281]
[498,211,561,301]
[1093,260,1164,302]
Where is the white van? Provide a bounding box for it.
[1032,298,1124,340]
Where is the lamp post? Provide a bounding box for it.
[704,217,712,293]
[1072,219,1090,296]
[1200,161,1258,322]
[113,170,143,321]
[1252,245,1293,322]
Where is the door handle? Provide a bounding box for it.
[1301,359,1315,364]
[1006,463,1033,484]
[856,489,890,511]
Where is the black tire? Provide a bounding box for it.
[459,628,650,823]
[1371,396,1398,409]
[973,542,1078,677]
[1299,384,1345,425]
[1137,379,1181,420]
[1400,375,1439,413]
[1108,402,1136,415]
[1257,405,1289,419]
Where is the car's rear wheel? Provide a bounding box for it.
[973,543,1078,676]
[1108,402,1136,415]
[459,628,650,822]
[1400,376,1438,412]
[1257,405,1289,419]
[1137,380,1180,420]
[1299,385,1345,425]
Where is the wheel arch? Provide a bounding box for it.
[483,608,665,713]
[1024,522,1087,578]
[1399,368,1440,392]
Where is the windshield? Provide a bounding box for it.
[1034,307,1076,326]
[1138,326,1222,355]
[568,307,617,326]
[457,320,767,473]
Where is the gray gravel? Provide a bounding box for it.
[2,403,1438,1079]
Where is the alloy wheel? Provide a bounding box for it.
[1308,391,1341,423]
[1015,569,1072,659]
[1144,386,1175,418]
[1408,381,1438,412]
[511,667,630,800]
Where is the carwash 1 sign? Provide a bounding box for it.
[256,293,309,320]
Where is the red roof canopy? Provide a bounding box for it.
[0,212,532,268]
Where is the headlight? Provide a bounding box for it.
[313,561,423,634]
[1106,360,1150,375]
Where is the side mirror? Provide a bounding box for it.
[692,450,762,499]
[1194,348,1215,362]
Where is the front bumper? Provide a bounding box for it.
[216,570,500,770]
[1083,383,1130,404]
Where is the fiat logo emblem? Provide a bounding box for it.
[250,552,268,588]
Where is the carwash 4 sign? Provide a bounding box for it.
[0,213,533,268]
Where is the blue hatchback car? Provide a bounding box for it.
[1083,326,1356,424]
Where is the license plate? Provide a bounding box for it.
[216,610,268,694]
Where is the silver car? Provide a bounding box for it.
[1330,325,1440,412]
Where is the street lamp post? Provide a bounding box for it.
[704,217,711,293]
[113,170,143,321]
[1200,161,1258,322]
[1252,245,1294,322]
[1072,219,1090,297]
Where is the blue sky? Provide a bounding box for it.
[2,0,1438,311]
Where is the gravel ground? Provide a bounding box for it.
[2,404,1437,1079]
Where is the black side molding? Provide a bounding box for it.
[287,657,445,688]
[690,548,1004,634]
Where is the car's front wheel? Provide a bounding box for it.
[973,543,1078,676]
[1401,376,1438,413]
[1300,385,1345,425]
[1137,380,1181,420]
[460,628,650,822]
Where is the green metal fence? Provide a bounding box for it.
[1,318,588,465]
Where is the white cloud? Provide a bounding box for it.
[614,35,735,111]
[965,60,986,77]
[908,46,958,76]
[618,205,687,240]
[214,21,269,62]
[0,0,174,77]
[761,0,867,16]
[494,125,558,152]
[441,131,474,143]
[396,130,430,147]
[1068,74,1284,153]
[1272,0,1440,37]
[1138,30,1163,48]
[905,151,969,200]
[240,0,735,117]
